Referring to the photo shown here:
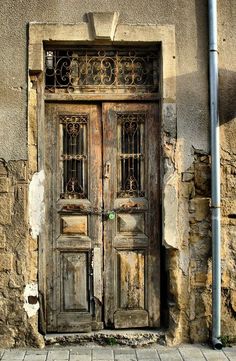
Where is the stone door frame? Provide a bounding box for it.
[28,15,177,334]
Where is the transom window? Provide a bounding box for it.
[45,46,160,94]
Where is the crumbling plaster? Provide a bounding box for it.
[28,170,45,240]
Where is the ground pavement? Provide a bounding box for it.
[1,344,236,361]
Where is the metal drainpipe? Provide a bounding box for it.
[208,0,222,350]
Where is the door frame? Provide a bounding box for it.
[28,20,177,334]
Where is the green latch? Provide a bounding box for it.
[108,211,115,220]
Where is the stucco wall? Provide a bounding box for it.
[0,0,209,166]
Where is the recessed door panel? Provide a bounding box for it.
[62,252,89,311]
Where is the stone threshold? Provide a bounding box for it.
[45,329,166,347]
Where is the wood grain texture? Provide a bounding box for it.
[62,252,88,311]
[114,310,148,329]
[45,104,103,332]
[103,103,160,329]
[117,213,145,234]
[118,251,145,309]
[45,102,160,332]
[61,216,87,235]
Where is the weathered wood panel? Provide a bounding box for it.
[62,252,88,311]
[103,103,160,329]
[118,251,145,309]
[114,310,148,329]
[61,215,87,235]
[45,102,160,332]
[45,104,103,332]
[117,213,144,234]
[57,313,92,332]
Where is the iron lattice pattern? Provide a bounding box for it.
[118,112,145,198]
[60,114,88,199]
[45,47,159,93]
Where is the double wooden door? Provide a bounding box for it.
[45,102,160,332]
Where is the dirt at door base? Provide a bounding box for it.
[45,329,166,347]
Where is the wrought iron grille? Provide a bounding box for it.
[45,46,159,93]
[117,112,145,198]
[60,114,88,199]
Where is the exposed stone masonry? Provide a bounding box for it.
[177,148,236,344]
[0,160,43,348]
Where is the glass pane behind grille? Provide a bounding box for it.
[45,47,159,93]
[60,114,88,199]
[118,112,145,198]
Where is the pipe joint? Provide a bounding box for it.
[212,337,223,350]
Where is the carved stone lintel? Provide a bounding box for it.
[87,12,119,40]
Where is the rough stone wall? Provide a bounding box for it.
[0,160,43,348]
[165,151,212,345]
[175,148,236,344]
[181,153,211,343]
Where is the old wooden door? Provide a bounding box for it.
[45,102,160,332]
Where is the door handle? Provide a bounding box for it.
[104,161,111,179]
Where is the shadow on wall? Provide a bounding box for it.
[219,69,236,125]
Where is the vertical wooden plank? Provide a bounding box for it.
[88,105,103,326]
[103,103,118,326]
[103,103,160,329]
[146,103,160,327]
[45,103,58,331]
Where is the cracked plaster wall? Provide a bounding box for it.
[0,0,209,162]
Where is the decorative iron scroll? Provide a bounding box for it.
[45,47,159,93]
[117,112,145,198]
[60,114,88,199]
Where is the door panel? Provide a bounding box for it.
[103,103,160,328]
[45,102,160,332]
[45,104,103,332]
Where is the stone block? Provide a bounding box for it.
[182,172,194,182]
[222,198,236,217]
[191,198,210,221]
[0,194,12,225]
[0,233,6,249]
[0,177,10,193]
[194,162,211,196]
[0,298,7,321]
[8,161,27,183]
[180,182,195,199]
[190,318,208,343]
[0,253,13,271]
[230,290,236,312]
[194,272,207,287]
[88,12,119,40]
[0,272,9,288]
[0,162,7,176]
